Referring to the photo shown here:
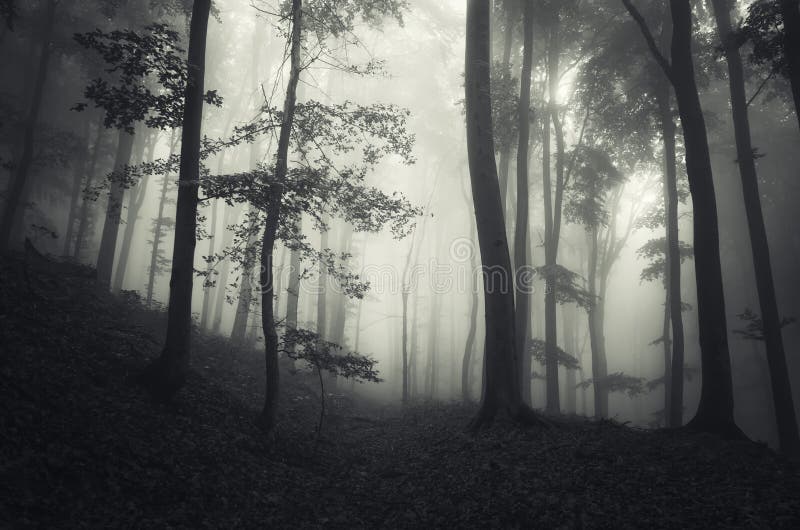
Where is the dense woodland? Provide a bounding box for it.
[2,0,800,526]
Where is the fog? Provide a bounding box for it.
[2,0,799,451]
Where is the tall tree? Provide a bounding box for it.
[0,0,55,251]
[142,0,212,398]
[623,0,740,436]
[710,0,799,453]
[514,0,535,405]
[779,0,800,130]
[257,0,303,430]
[465,0,544,427]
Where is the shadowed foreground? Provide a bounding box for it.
[1,255,798,528]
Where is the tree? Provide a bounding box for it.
[623,0,741,436]
[779,0,800,130]
[141,0,212,398]
[465,0,544,428]
[710,0,800,453]
[0,0,56,251]
[513,0,535,405]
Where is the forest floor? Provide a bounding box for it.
[2,251,800,529]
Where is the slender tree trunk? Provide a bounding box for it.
[96,130,135,289]
[74,119,106,261]
[258,0,303,431]
[712,0,800,453]
[543,18,563,414]
[211,203,241,332]
[199,198,219,330]
[317,222,329,338]
[779,0,800,131]
[658,89,686,427]
[0,0,55,251]
[145,130,178,307]
[142,0,211,399]
[465,0,542,427]
[231,211,258,344]
[514,0,534,406]
[112,129,154,292]
[63,116,93,256]
[462,227,479,402]
[587,226,608,417]
[497,0,517,213]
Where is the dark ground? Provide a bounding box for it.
[1,252,799,529]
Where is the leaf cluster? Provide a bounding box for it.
[73,24,223,132]
[280,327,382,383]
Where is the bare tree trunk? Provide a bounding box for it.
[145,129,178,307]
[63,116,93,256]
[211,202,241,332]
[0,0,55,251]
[112,128,154,292]
[74,119,106,261]
[543,16,564,414]
[141,0,211,399]
[96,130,135,289]
[231,210,259,344]
[497,0,517,213]
[462,226,479,402]
[712,0,799,453]
[514,0,534,406]
[465,0,543,427]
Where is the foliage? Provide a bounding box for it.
[577,372,647,398]
[73,24,223,132]
[280,328,381,383]
[734,307,797,341]
[636,237,694,283]
[739,0,788,80]
[646,364,698,391]
[564,145,625,228]
[491,61,520,152]
[535,264,595,310]
[527,338,580,370]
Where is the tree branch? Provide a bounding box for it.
[621,0,673,81]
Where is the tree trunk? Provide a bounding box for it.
[112,129,154,292]
[317,222,329,338]
[199,197,219,330]
[141,0,211,399]
[145,129,178,308]
[258,0,303,431]
[63,116,93,256]
[779,0,800,131]
[96,130,135,289]
[497,0,517,214]
[74,119,106,261]
[656,80,686,428]
[211,203,241,332]
[667,0,738,435]
[543,17,563,414]
[465,0,542,428]
[0,0,55,251]
[712,0,800,453]
[514,0,534,406]
[231,211,258,344]
[587,226,608,418]
[462,227,480,402]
